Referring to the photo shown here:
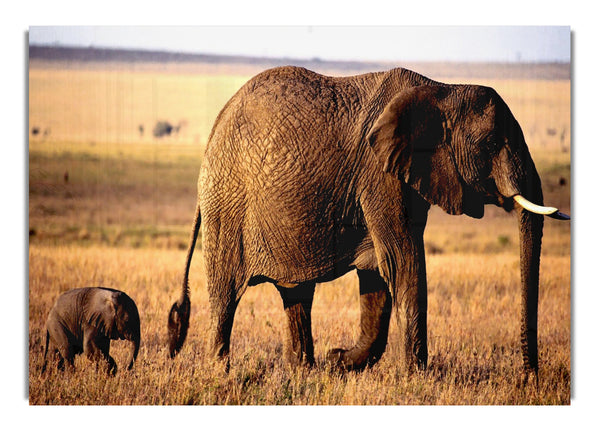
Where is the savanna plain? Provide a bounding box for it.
[28,57,571,405]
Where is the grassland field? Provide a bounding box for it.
[28,60,571,405]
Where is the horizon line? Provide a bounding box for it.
[29,43,571,66]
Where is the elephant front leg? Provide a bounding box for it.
[84,332,117,375]
[327,269,392,370]
[277,282,316,366]
[397,228,428,372]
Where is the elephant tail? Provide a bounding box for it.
[167,201,201,358]
[41,330,50,374]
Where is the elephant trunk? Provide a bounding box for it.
[512,162,544,372]
[517,202,543,372]
[126,330,140,371]
[126,306,141,371]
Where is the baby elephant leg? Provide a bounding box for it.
[84,331,117,375]
[46,323,76,371]
[327,269,392,370]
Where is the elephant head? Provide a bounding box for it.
[112,292,141,370]
[366,84,569,370]
[87,288,141,371]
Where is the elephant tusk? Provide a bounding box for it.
[513,195,570,220]
[513,195,557,215]
[548,210,571,220]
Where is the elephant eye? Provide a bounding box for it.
[483,134,499,151]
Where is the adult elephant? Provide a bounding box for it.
[168,66,569,373]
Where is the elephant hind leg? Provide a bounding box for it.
[41,331,51,374]
[207,276,247,371]
[204,218,249,369]
[46,323,76,371]
[276,282,316,366]
[45,347,68,372]
[327,269,392,370]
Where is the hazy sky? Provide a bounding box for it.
[28,26,570,63]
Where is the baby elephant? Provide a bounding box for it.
[42,287,140,374]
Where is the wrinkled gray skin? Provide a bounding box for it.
[168,66,568,373]
[43,287,140,374]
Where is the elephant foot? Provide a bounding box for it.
[517,368,539,388]
[326,348,346,367]
[285,349,315,368]
[209,345,231,374]
[326,348,370,371]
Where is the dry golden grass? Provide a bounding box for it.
[28,61,570,405]
[29,246,570,405]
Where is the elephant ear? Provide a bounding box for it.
[88,293,117,338]
[366,85,477,216]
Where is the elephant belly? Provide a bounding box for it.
[243,202,375,284]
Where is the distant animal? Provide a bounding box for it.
[42,287,140,374]
[168,66,570,374]
[152,120,186,138]
[153,121,173,138]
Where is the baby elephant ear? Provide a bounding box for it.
[367,86,471,216]
[89,294,117,337]
[104,296,118,337]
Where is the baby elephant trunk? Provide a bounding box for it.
[123,307,141,371]
[125,330,140,371]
